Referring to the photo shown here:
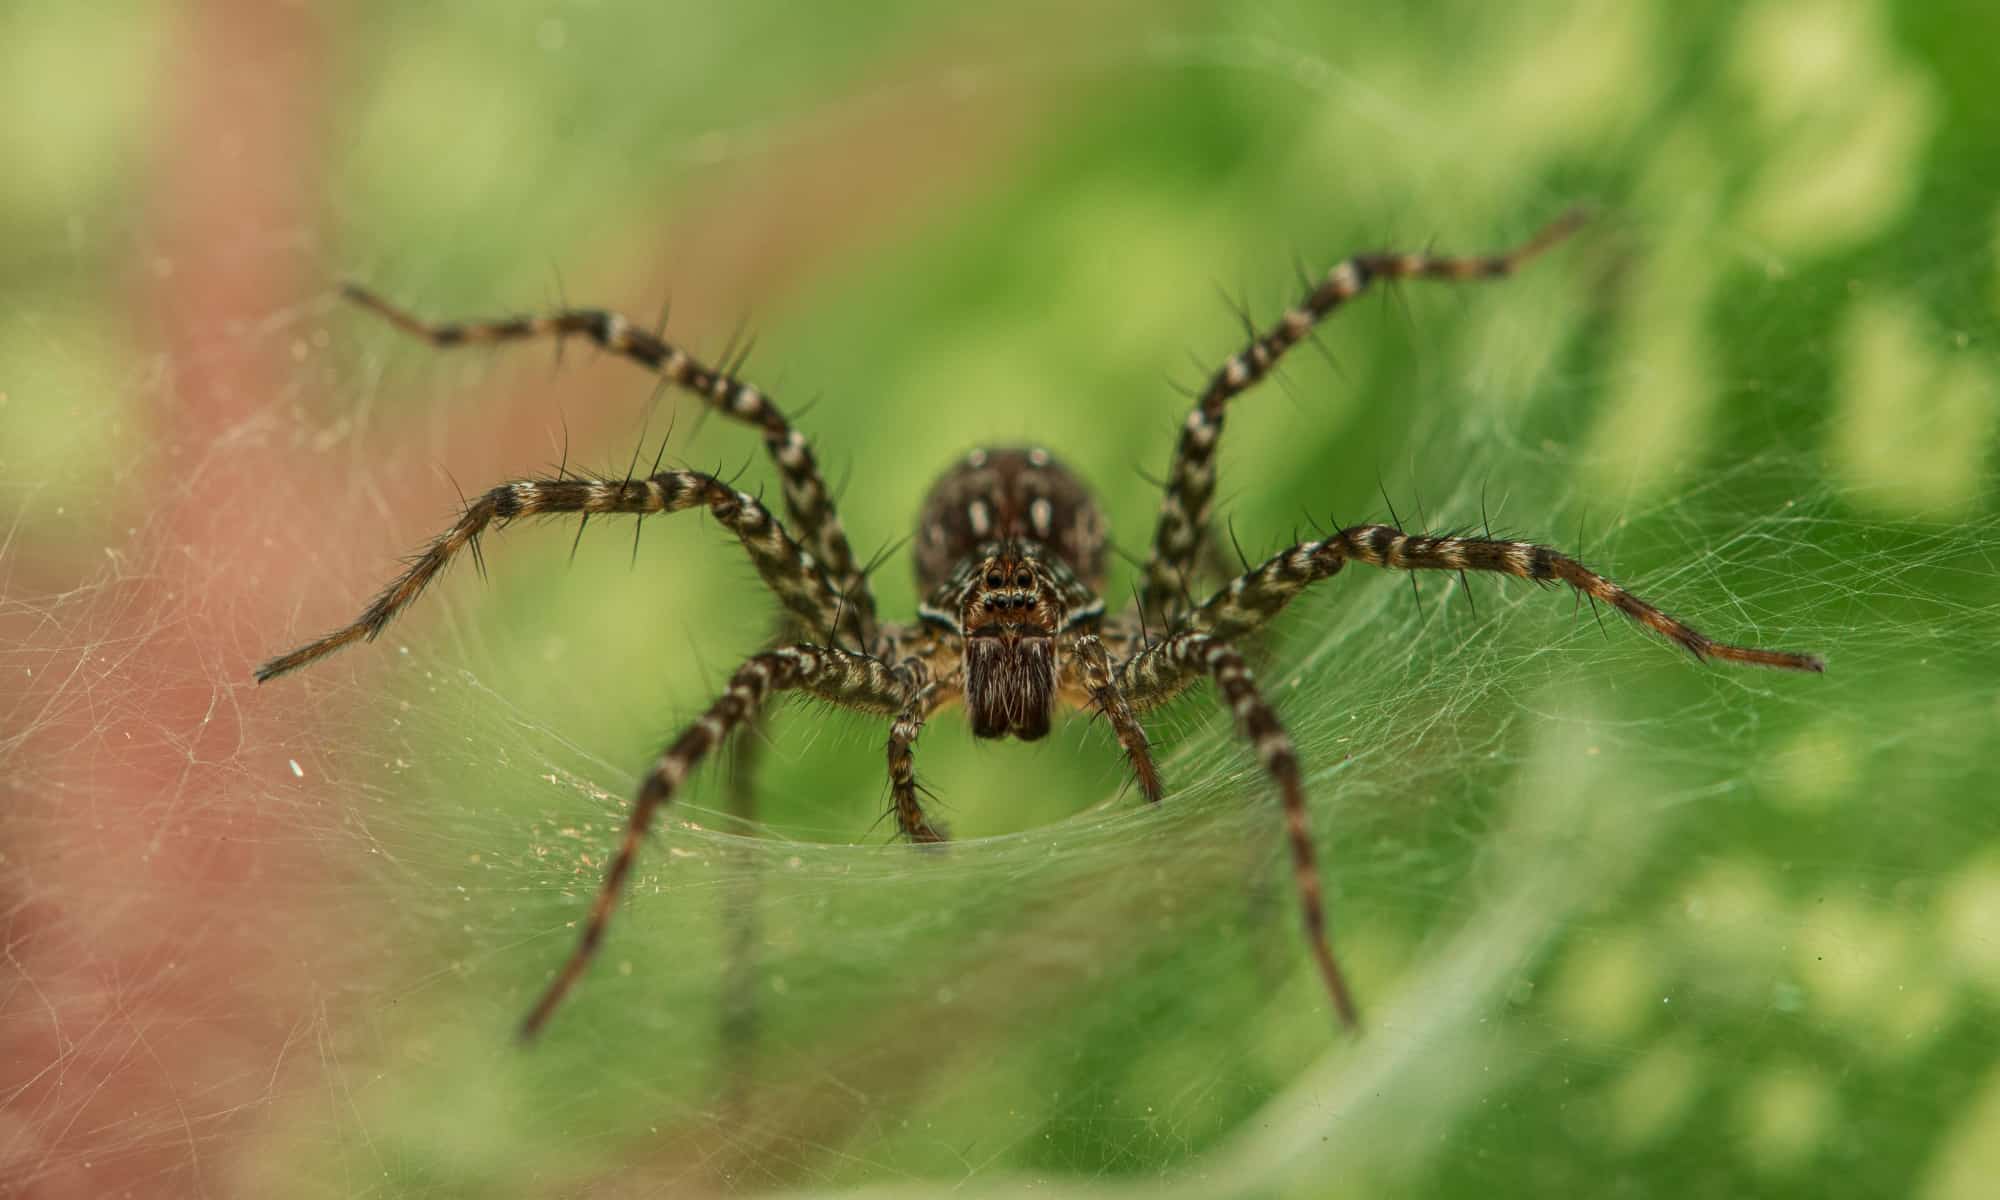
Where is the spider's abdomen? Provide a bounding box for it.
[914,447,1107,591]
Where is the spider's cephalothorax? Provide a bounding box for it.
[259,208,1824,1042]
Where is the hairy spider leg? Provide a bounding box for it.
[341,284,876,647]
[1184,524,1826,672]
[520,645,910,1039]
[1116,631,1359,1030]
[1137,207,1591,625]
[1068,633,1162,803]
[886,682,952,844]
[254,471,848,682]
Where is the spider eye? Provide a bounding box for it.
[1015,571,1032,588]
[985,572,1003,588]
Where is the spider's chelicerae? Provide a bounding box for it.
[258,209,1824,1039]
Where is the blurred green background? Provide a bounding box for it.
[4,1,1999,1196]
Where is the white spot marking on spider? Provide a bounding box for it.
[601,312,628,346]
[1027,446,1051,467]
[1232,694,1258,719]
[511,481,538,511]
[1283,309,1311,335]
[1258,732,1292,759]
[1248,343,1270,367]
[777,431,807,468]
[966,448,989,468]
[735,386,762,415]
[587,482,612,507]
[288,759,304,778]
[1029,498,1052,537]
[665,348,690,377]
[968,500,992,537]
[1328,262,1360,296]
[1399,254,1423,274]
[1224,358,1250,387]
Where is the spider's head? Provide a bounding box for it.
[960,551,1062,741]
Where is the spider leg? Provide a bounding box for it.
[1135,208,1590,626]
[254,471,847,681]
[861,626,950,842]
[1068,633,1162,802]
[886,683,952,844]
[1183,525,1825,672]
[341,285,877,646]
[521,644,908,1039]
[1116,631,1359,1030]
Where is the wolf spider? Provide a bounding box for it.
[258,208,1823,1039]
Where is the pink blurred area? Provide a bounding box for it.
[0,3,1076,1194]
[4,6,340,1195]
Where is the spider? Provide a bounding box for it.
[257,208,1824,1040]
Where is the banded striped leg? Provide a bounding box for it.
[522,644,909,1039]
[1118,631,1358,1030]
[1137,208,1590,624]
[1183,525,1825,672]
[254,471,847,682]
[342,285,875,647]
[1069,634,1162,802]
[887,682,950,844]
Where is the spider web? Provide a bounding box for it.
[6,2,2000,1197]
